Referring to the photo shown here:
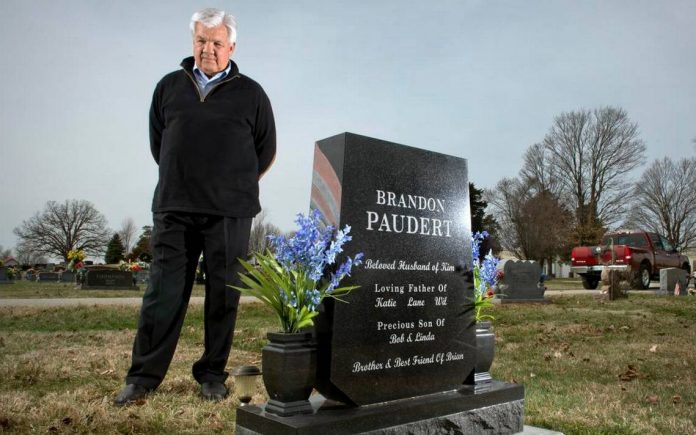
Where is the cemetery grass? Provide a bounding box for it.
[543,277,585,290]
[0,280,206,299]
[494,294,696,434]
[0,296,694,433]
[0,302,273,434]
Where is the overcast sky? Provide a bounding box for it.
[1,0,695,257]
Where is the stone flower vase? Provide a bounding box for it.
[474,321,495,392]
[262,331,317,417]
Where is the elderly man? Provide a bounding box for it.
[115,8,276,405]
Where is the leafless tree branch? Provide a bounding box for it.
[13,199,111,262]
[543,107,646,243]
[626,157,696,251]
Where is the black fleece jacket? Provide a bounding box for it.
[149,57,276,217]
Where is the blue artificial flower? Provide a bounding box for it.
[268,210,364,304]
[325,225,352,266]
[304,289,322,311]
[470,231,489,266]
[480,250,500,289]
[270,210,333,279]
[326,251,363,293]
[278,288,291,306]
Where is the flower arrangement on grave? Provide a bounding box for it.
[67,249,87,283]
[232,209,363,333]
[67,249,85,271]
[119,260,143,273]
[471,231,501,322]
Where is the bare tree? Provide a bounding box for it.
[248,210,282,255]
[0,245,11,258]
[486,178,572,268]
[519,143,563,197]
[486,178,528,259]
[543,107,646,244]
[626,157,696,251]
[14,245,47,265]
[118,217,138,255]
[13,199,111,262]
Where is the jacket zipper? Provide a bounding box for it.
[184,70,240,102]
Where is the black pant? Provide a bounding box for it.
[125,212,252,389]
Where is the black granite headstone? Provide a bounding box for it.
[81,270,139,290]
[311,133,475,406]
[37,272,60,282]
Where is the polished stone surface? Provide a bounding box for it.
[236,381,524,435]
[37,272,59,282]
[80,269,139,290]
[311,133,475,405]
[499,260,545,302]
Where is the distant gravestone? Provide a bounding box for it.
[60,271,76,283]
[80,270,139,290]
[0,268,13,284]
[133,271,150,285]
[659,268,689,296]
[499,260,545,302]
[37,272,60,282]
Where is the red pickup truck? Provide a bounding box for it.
[570,230,691,289]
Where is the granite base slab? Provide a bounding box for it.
[236,381,524,435]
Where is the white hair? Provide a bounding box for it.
[190,8,237,44]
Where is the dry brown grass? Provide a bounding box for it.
[493,294,696,434]
[1,294,695,434]
[0,304,271,434]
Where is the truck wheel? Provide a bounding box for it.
[631,263,651,290]
[581,274,599,290]
[683,263,691,274]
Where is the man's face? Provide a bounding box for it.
[193,22,235,77]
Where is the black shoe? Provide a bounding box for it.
[201,382,228,401]
[113,384,151,406]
